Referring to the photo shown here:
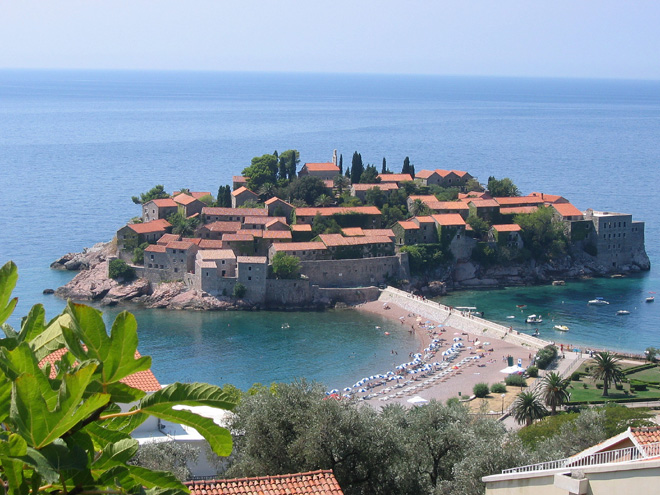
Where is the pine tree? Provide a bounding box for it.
[351,151,364,184]
[402,156,410,174]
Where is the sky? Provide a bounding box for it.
[1,1,659,79]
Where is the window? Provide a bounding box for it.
[248,276,252,281]
[148,263,152,268]
[221,260,225,265]
[222,270,226,276]
[150,255,154,260]
[174,268,178,273]
[248,266,252,271]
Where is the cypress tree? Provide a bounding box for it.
[345,166,351,179]
[224,185,232,207]
[411,164,415,178]
[339,154,343,174]
[402,156,410,175]
[351,151,364,184]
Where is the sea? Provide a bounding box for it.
[1,70,659,389]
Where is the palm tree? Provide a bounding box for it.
[542,372,570,414]
[315,194,334,207]
[591,352,625,397]
[512,391,547,426]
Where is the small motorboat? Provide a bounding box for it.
[516,304,527,309]
[616,310,630,316]
[552,280,565,286]
[506,315,515,319]
[588,297,609,305]
[553,325,569,332]
[526,314,543,324]
[646,296,655,303]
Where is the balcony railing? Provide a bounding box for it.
[502,441,660,474]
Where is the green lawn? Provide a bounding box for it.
[568,381,660,403]
[627,367,660,383]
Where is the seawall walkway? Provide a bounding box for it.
[378,286,550,352]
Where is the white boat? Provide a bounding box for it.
[553,325,569,332]
[506,315,515,319]
[616,310,630,315]
[588,297,609,305]
[526,314,543,324]
[646,296,655,302]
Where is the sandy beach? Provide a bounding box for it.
[352,300,537,412]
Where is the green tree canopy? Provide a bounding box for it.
[365,186,386,208]
[350,151,364,184]
[279,149,300,181]
[0,261,235,493]
[487,177,520,197]
[271,252,301,279]
[513,391,547,426]
[466,214,491,240]
[243,154,279,191]
[359,164,381,184]
[514,206,567,261]
[541,372,570,415]
[216,185,232,207]
[131,184,169,204]
[402,156,411,175]
[591,352,625,397]
[167,211,201,237]
[287,176,332,206]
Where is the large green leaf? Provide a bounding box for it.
[19,304,46,344]
[11,363,111,448]
[83,422,133,449]
[92,438,139,471]
[64,303,151,386]
[0,261,18,326]
[127,465,189,491]
[30,312,70,362]
[140,382,237,411]
[0,342,58,410]
[86,381,147,404]
[0,372,12,423]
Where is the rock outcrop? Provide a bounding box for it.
[51,242,115,271]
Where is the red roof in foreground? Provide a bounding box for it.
[186,470,344,495]
[631,427,660,446]
[492,224,522,232]
[303,162,340,172]
[127,219,171,234]
[40,348,161,392]
[552,202,583,217]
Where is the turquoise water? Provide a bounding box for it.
[439,275,659,354]
[1,70,659,386]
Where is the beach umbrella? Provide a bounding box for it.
[330,389,339,394]
[407,396,429,405]
[344,387,351,392]
[359,388,367,393]
[399,316,405,320]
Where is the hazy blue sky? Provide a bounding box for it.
[2,1,659,79]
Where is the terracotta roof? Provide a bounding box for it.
[232,186,258,197]
[144,244,167,253]
[303,162,340,172]
[322,180,334,189]
[350,183,398,191]
[198,249,236,260]
[173,191,212,200]
[431,214,466,227]
[552,203,583,217]
[272,242,327,252]
[292,224,312,232]
[148,198,177,208]
[452,170,470,177]
[265,196,293,207]
[157,233,181,245]
[468,199,500,208]
[127,219,171,234]
[173,193,198,206]
[415,170,437,179]
[238,229,263,238]
[199,239,225,249]
[529,192,567,204]
[244,216,287,226]
[397,221,420,230]
[202,221,242,233]
[414,216,436,224]
[342,227,365,236]
[408,195,438,203]
[262,231,292,240]
[363,228,395,238]
[494,196,545,206]
[458,191,490,199]
[41,349,161,392]
[181,237,202,245]
[433,201,470,211]
[237,256,267,264]
[266,219,288,228]
[233,176,248,183]
[203,207,268,217]
[166,240,196,251]
[319,234,392,247]
[492,224,522,232]
[631,427,660,446]
[295,206,381,217]
[377,173,413,182]
[185,470,344,495]
[223,233,254,242]
[500,206,541,215]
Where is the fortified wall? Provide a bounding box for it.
[299,253,410,288]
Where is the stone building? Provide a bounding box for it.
[298,162,341,181]
[230,187,259,208]
[143,239,199,282]
[584,209,647,270]
[376,173,413,185]
[142,198,178,223]
[265,196,295,221]
[415,169,473,188]
[195,221,241,240]
[116,219,172,257]
[268,241,329,262]
[202,207,267,223]
[349,183,399,202]
[172,193,205,218]
[489,224,523,249]
[293,206,382,228]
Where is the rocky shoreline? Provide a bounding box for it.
[52,242,651,310]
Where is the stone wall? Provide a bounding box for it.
[264,279,312,305]
[299,254,408,287]
[313,286,380,305]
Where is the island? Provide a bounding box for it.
[53,150,650,310]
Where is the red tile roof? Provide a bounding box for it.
[452,170,470,177]
[173,191,212,200]
[529,192,567,204]
[350,183,399,191]
[185,470,344,495]
[458,191,491,199]
[492,224,522,232]
[202,221,242,233]
[237,256,267,264]
[397,221,420,230]
[166,240,196,251]
[157,233,181,245]
[295,206,381,217]
[239,229,263,238]
[291,224,312,232]
[262,230,292,240]
[233,176,248,183]
[41,349,161,392]
[494,196,545,206]
[377,173,413,182]
[223,233,254,242]
[244,216,287,226]
[303,162,340,172]
[148,198,178,208]
[434,201,470,211]
[232,186,258,197]
[415,169,436,179]
[414,216,436,223]
[198,249,236,260]
[181,237,203,245]
[144,244,167,253]
[552,203,583,218]
[272,242,327,252]
[364,228,395,238]
[127,219,171,234]
[203,207,268,217]
[199,239,225,249]
[631,427,660,446]
[319,234,392,247]
[173,193,198,206]
[468,199,500,208]
[431,214,466,227]
[266,219,288,229]
[500,206,541,215]
[265,196,293,207]
[342,227,365,236]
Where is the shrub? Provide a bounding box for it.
[535,345,558,370]
[571,372,582,381]
[473,383,490,398]
[631,381,648,392]
[615,383,624,390]
[491,383,507,394]
[233,282,247,298]
[505,374,527,387]
[583,383,588,389]
[108,258,135,281]
[596,383,603,389]
[527,366,539,378]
